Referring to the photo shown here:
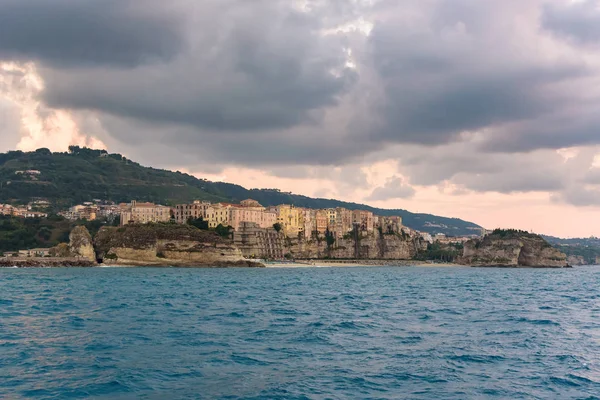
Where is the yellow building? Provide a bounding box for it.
[276,205,300,237]
[205,203,232,228]
[326,209,337,229]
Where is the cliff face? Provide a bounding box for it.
[69,226,96,261]
[459,231,567,268]
[286,234,424,260]
[94,224,259,267]
[567,255,587,266]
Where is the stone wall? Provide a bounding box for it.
[233,222,284,259]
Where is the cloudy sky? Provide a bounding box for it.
[1,0,600,237]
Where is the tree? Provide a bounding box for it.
[188,217,209,230]
[273,223,282,232]
[37,226,52,241]
[325,228,335,248]
[215,224,233,239]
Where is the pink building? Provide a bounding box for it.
[228,199,276,231]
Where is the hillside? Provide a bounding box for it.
[542,235,600,265]
[0,147,483,236]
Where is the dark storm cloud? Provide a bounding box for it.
[542,0,600,45]
[2,0,600,206]
[0,0,184,67]
[366,0,589,147]
[39,0,356,133]
[478,109,600,153]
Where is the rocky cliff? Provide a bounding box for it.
[69,226,96,261]
[94,224,262,267]
[459,230,568,268]
[48,225,96,264]
[567,255,587,266]
[286,233,425,260]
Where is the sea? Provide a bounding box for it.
[1,266,600,399]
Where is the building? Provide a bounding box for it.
[229,199,269,231]
[15,170,41,175]
[315,209,328,236]
[240,199,262,208]
[326,208,337,229]
[120,201,171,225]
[173,200,212,224]
[0,204,13,216]
[421,233,434,243]
[205,203,232,228]
[97,205,120,221]
[20,211,49,219]
[276,205,300,237]
[262,209,278,229]
[18,248,51,257]
[297,208,315,239]
[1,204,47,219]
[62,205,97,221]
[334,208,354,238]
[437,236,471,245]
[352,210,374,233]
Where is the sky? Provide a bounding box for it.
[1,0,600,238]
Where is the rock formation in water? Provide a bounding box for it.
[459,230,568,268]
[69,226,96,261]
[48,225,96,264]
[94,224,262,267]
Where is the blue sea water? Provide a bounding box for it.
[2,266,600,399]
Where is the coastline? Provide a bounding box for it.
[266,260,463,268]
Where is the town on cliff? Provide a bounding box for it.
[0,198,574,268]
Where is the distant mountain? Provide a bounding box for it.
[542,235,600,247]
[0,147,483,236]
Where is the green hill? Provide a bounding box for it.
[0,147,483,236]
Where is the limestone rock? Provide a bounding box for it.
[459,230,567,268]
[286,233,423,260]
[94,224,256,267]
[69,226,96,261]
[567,255,586,266]
[49,242,72,258]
